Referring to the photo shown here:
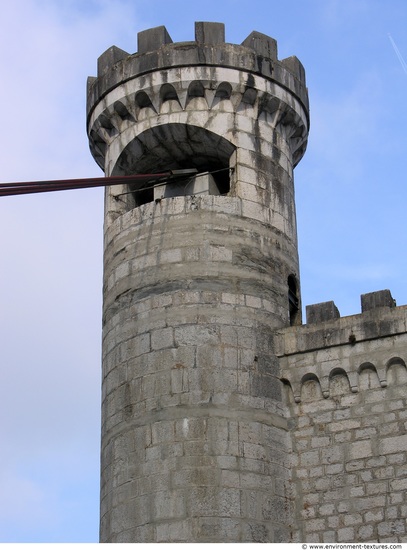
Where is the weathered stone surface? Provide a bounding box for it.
[361,289,396,312]
[97,45,130,77]
[88,19,407,546]
[277,294,407,542]
[195,21,225,44]
[137,25,173,54]
[241,30,278,60]
[306,301,340,325]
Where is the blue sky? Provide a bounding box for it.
[0,0,406,543]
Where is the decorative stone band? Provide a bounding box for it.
[87,65,309,173]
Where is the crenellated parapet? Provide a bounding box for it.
[276,290,407,403]
[87,21,309,176]
[87,22,308,118]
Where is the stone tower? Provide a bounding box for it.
[87,22,309,543]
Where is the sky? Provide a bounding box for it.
[0,0,406,543]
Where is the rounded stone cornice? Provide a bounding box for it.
[88,65,309,172]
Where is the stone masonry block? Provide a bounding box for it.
[209,245,232,262]
[127,333,151,358]
[344,513,362,526]
[321,445,344,464]
[281,56,306,83]
[242,31,277,60]
[97,46,129,77]
[300,450,320,467]
[262,494,293,524]
[374,466,394,479]
[327,516,340,529]
[357,524,375,540]
[152,420,175,445]
[379,434,407,455]
[160,248,182,263]
[240,472,273,490]
[137,25,173,54]
[153,490,186,520]
[306,301,340,324]
[390,477,407,491]
[151,327,174,350]
[311,436,331,448]
[315,477,330,491]
[378,520,405,537]
[170,368,187,394]
[361,289,395,312]
[115,261,130,280]
[364,509,384,523]
[319,504,335,516]
[175,325,219,347]
[172,468,218,488]
[195,22,225,44]
[366,481,387,495]
[338,527,355,542]
[245,295,262,309]
[326,463,344,475]
[322,531,336,543]
[188,487,241,518]
[199,517,241,541]
[156,520,192,542]
[304,518,326,533]
[355,495,387,511]
[175,417,207,440]
[328,419,361,433]
[349,440,372,460]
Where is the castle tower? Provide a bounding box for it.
[87,22,309,543]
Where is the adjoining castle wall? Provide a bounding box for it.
[276,291,407,542]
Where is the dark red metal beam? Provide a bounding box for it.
[0,173,172,197]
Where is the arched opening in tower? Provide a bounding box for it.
[111,123,236,207]
[288,274,300,326]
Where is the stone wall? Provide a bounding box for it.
[100,193,297,542]
[277,291,407,542]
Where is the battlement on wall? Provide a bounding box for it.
[276,290,407,403]
[281,290,407,543]
[87,21,308,123]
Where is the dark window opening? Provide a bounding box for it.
[288,275,300,326]
[215,82,232,100]
[134,185,154,206]
[211,165,230,195]
[188,81,205,98]
[135,91,153,109]
[112,124,236,208]
[160,84,178,103]
[132,163,230,207]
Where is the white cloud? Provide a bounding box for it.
[0,0,144,542]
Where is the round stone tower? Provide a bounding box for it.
[87,22,309,543]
